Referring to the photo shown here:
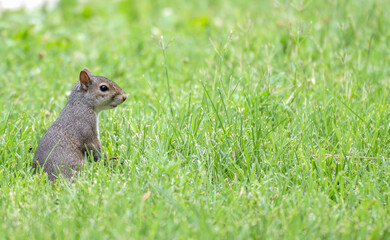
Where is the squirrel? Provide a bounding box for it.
[33,68,127,181]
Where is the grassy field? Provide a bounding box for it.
[1,0,390,238]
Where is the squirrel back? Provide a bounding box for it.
[33,68,127,181]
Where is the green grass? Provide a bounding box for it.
[1,0,390,238]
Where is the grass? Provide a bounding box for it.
[1,0,390,238]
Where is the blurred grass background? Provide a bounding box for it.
[1,0,390,239]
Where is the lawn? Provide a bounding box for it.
[1,0,390,239]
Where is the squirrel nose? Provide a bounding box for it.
[123,94,128,102]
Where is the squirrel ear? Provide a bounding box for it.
[79,68,92,89]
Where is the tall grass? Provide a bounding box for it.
[0,0,390,239]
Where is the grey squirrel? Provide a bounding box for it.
[33,68,127,181]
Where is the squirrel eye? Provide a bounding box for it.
[100,85,109,92]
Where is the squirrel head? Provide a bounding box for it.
[73,68,127,113]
